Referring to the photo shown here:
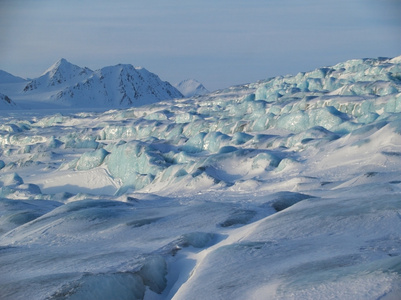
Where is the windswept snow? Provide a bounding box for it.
[0,56,401,299]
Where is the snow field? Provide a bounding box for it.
[0,56,400,299]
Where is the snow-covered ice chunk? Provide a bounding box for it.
[0,173,23,187]
[76,148,109,171]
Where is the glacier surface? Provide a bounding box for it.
[0,56,401,299]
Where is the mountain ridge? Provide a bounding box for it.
[51,63,183,107]
[0,70,26,84]
[0,58,183,108]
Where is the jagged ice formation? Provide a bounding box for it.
[0,56,400,299]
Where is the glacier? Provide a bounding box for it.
[0,56,400,299]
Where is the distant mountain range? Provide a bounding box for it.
[174,79,209,97]
[0,59,188,109]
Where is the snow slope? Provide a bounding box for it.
[174,79,209,97]
[0,56,400,299]
[0,70,25,84]
[0,93,17,109]
[0,59,183,109]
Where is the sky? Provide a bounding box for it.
[0,0,400,91]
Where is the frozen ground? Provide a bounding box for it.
[0,56,401,299]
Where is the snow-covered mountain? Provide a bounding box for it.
[0,92,17,109]
[0,70,25,84]
[0,71,26,109]
[174,79,209,97]
[0,56,401,299]
[0,59,183,108]
[23,58,92,92]
[52,64,183,107]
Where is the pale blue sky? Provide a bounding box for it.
[1,0,400,91]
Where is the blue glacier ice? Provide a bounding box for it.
[0,56,400,299]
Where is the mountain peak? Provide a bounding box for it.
[99,63,136,74]
[174,79,209,97]
[42,58,68,75]
[23,59,93,92]
[54,58,69,66]
[42,58,89,77]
